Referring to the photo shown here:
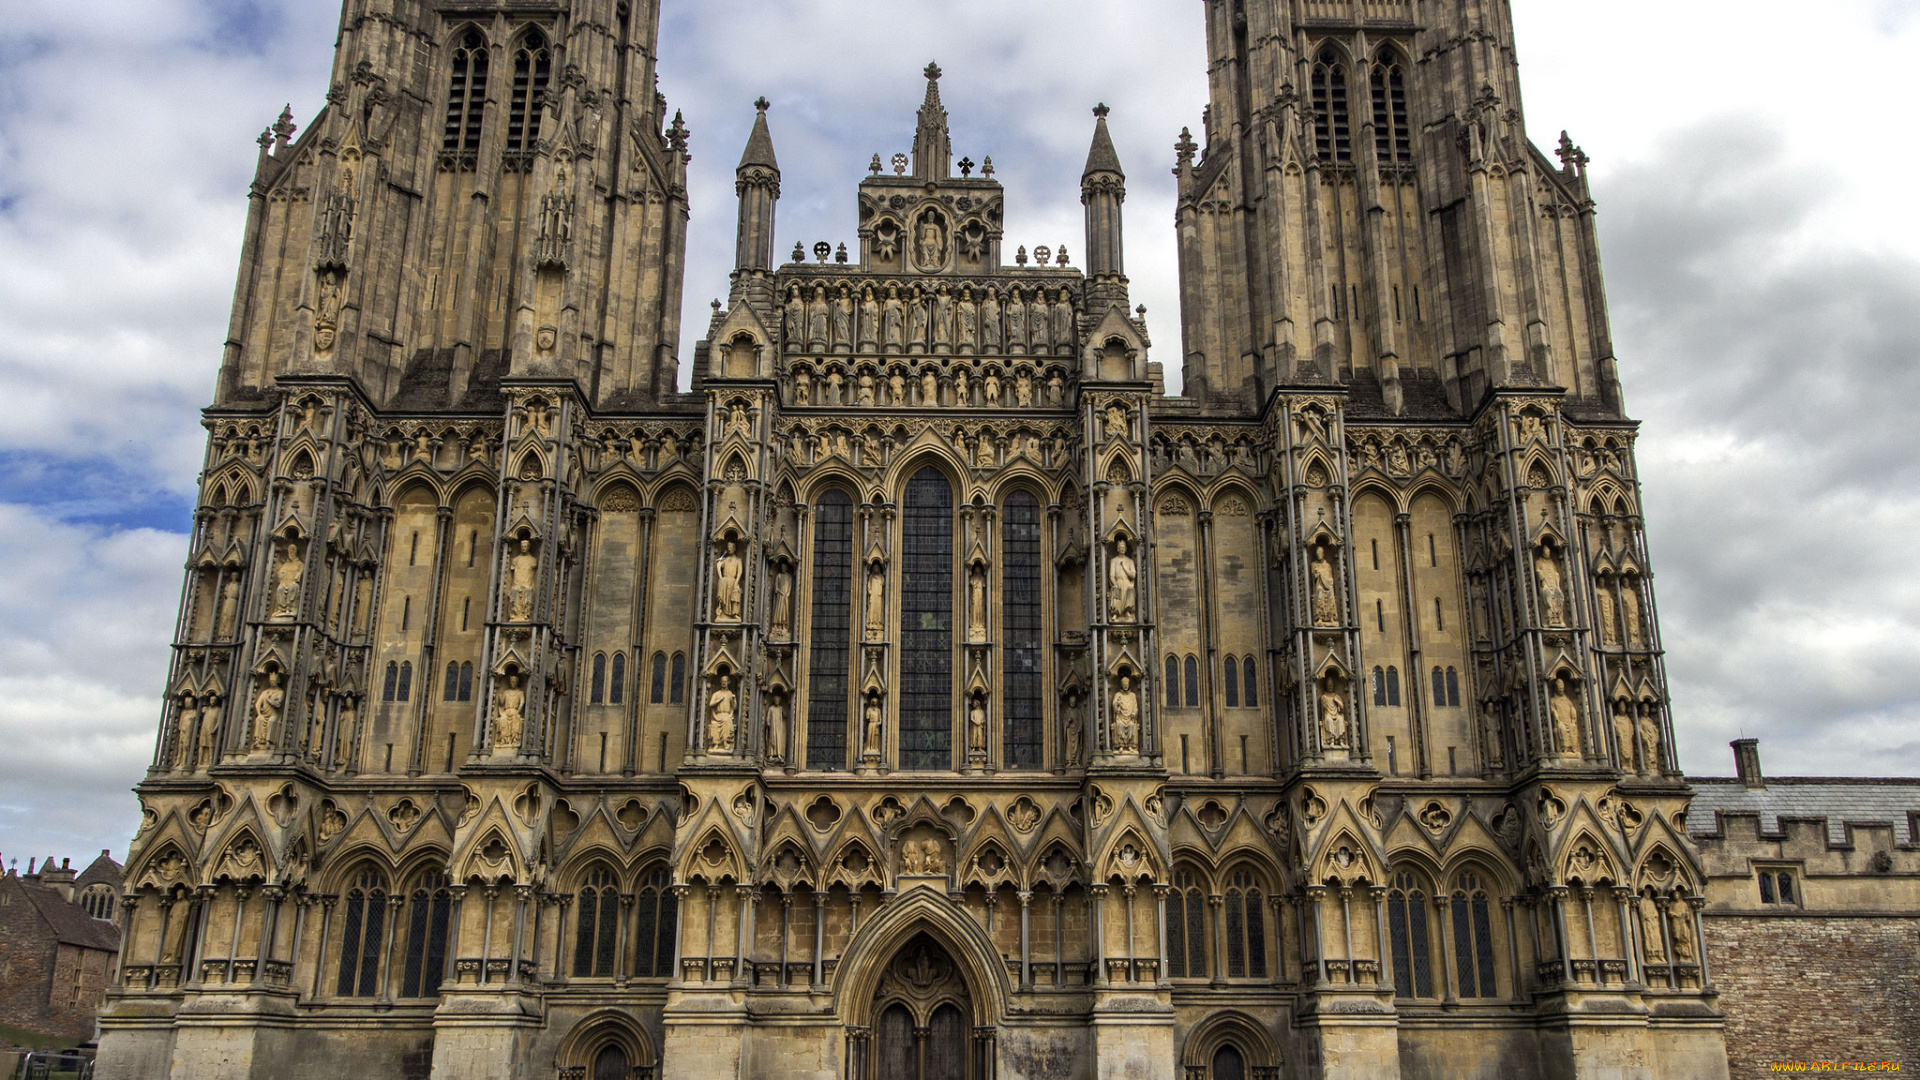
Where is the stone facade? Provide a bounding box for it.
[0,852,123,1041]
[95,1,1738,1078]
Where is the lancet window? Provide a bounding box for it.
[806,490,854,769]
[1002,491,1043,768]
[1224,655,1240,707]
[650,652,667,703]
[1185,655,1200,708]
[505,29,551,153]
[1450,872,1500,998]
[900,468,954,770]
[609,653,625,704]
[573,867,620,978]
[1223,869,1267,978]
[1387,870,1435,998]
[1242,656,1258,707]
[1166,868,1209,979]
[336,867,387,997]
[1165,655,1181,708]
[1370,53,1412,165]
[443,661,473,702]
[1432,666,1460,708]
[632,866,677,978]
[442,31,488,155]
[1311,47,1353,165]
[400,871,451,998]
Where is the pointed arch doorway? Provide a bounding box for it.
[859,933,983,1080]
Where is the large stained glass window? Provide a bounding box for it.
[900,468,953,770]
[806,490,854,769]
[1002,492,1043,768]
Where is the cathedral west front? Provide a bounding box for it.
[94,1,1745,1077]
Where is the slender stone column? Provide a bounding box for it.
[1090,885,1108,985]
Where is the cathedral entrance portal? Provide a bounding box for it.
[864,934,975,1080]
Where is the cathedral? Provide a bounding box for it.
[94,0,1741,1077]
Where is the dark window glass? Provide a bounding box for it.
[900,468,954,770]
[670,652,686,704]
[383,661,399,702]
[1166,655,1181,708]
[442,32,488,153]
[396,661,412,703]
[1184,656,1200,708]
[400,872,450,998]
[1759,871,1775,904]
[1247,888,1267,977]
[505,31,550,152]
[1472,896,1497,995]
[590,653,606,704]
[1433,666,1447,707]
[1002,492,1043,768]
[1371,60,1411,165]
[1185,883,1208,977]
[1385,666,1400,707]
[609,653,625,704]
[1166,887,1189,978]
[1312,49,1352,164]
[336,869,386,997]
[1243,657,1257,708]
[805,491,854,769]
[459,662,473,702]
[1373,666,1386,706]
[445,661,460,702]
[650,652,667,703]
[632,867,673,978]
[573,868,617,977]
[1388,872,1434,998]
[1776,872,1794,904]
[1452,898,1478,997]
[1224,655,1239,708]
[1225,889,1247,977]
[1446,667,1460,707]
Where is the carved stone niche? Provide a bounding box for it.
[895,824,951,887]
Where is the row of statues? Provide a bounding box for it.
[791,361,1067,408]
[782,282,1076,356]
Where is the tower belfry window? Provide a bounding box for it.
[442,31,487,156]
[1312,48,1353,165]
[1371,56,1411,165]
[506,30,552,153]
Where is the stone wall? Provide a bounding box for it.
[1705,914,1920,1078]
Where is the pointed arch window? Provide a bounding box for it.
[336,867,387,997]
[1166,655,1181,708]
[1002,491,1043,768]
[609,653,625,704]
[400,870,451,998]
[631,865,677,978]
[573,867,620,978]
[670,652,687,704]
[459,662,474,702]
[383,661,400,702]
[1166,868,1210,979]
[1370,55,1412,165]
[445,661,462,702]
[396,661,413,702]
[806,490,855,769]
[900,468,954,770]
[505,29,552,153]
[590,653,607,704]
[1243,656,1258,708]
[1387,870,1435,998]
[1224,869,1267,978]
[1433,666,1460,708]
[1311,47,1353,165]
[1184,655,1201,708]
[650,652,667,703]
[1451,872,1500,998]
[442,31,488,155]
[1224,654,1240,707]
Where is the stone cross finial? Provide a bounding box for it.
[925,62,942,83]
[1093,103,1110,119]
[754,96,770,112]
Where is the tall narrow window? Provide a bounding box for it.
[445,661,462,702]
[400,871,451,998]
[1373,666,1386,706]
[459,662,473,702]
[1385,666,1400,707]
[670,652,686,704]
[650,652,667,703]
[1166,655,1181,708]
[1387,871,1434,998]
[1243,656,1258,708]
[609,653,625,704]
[573,867,619,977]
[1002,492,1043,768]
[1223,656,1239,707]
[442,31,488,154]
[397,661,413,702]
[590,653,607,704]
[1224,869,1267,978]
[1432,666,1447,708]
[806,491,854,769]
[1311,48,1353,164]
[336,868,387,997]
[1445,667,1460,707]
[900,468,954,770]
[1452,873,1499,998]
[1184,655,1200,708]
[505,30,551,153]
[1370,56,1411,165]
[1182,869,1209,978]
[631,865,676,977]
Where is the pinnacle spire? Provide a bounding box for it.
[912,61,951,180]
[737,96,779,173]
[1082,103,1124,180]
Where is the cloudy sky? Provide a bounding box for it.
[2,0,1916,865]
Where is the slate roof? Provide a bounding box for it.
[74,850,122,891]
[1,875,120,951]
[1687,776,1920,846]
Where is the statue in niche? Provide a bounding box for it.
[1386,441,1411,476]
[968,565,987,639]
[1480,703,1502,766]
[969,695,987,753]
[1320,681,1350,748]
[197,695,223,768]
[1549,677,1582,757]
[888,370,907,406]
[271,540,302,617]
[983,371,1001,406]
[920,367,939,405]
[333,698,353,768]
[980,289,1002,351]
[1310,543,1339,626]
[1063,694,1084,765]
[1638,896,1666,962]
[857,373,875,406]
[975,437,995,468]
[492,673,525,753]
[1535,544,1568,626]
[1004,288,1027,352]
[957,286,977,349]
[1015,371,1033,407]
[865,563,886,639]
[1103,404,1127,441]
[952,365,970,405]
[713,541,744,621]
[783,286,803,345]
[724,403,752,439]
[1668,904,1696,962]
[916,213,947,270]
[174,696,199,769]
[933,286,952,347]
[902,838,925,875]
[1637,710,1660,775]
[707,676,737,752]
[1052,289,1074,351]
[770,565,793,637]
[1596,582,1619,645]
[1028,294,1048,352]
[250,670,284,752]
[1048,371,1065,406]
[863,693,884,756]
[833,287,853,347]
[920,838,946,874]
[1110,676,1140,756]
[505,538,539,621]
[825,370,844,405]
[215,578,240,639]
[806,286,830,350]
[860,287,879,348]
[1611,699,1636,772]
[765,693,786,763]
[1107,539,1137,622]
[1622,581,1644,646]
[883,286,904,350]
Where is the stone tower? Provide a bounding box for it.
[97,1,1730,1078]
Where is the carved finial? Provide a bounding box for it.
[958,156,974,177]
[668,110,690,153]
[1136,304,1147,319]
[813,241,831,263]
[1555,130,1589,174]
[1056,245,1069,266]
[924,61,942,83]
[835,242,849,264]
[257,127,274,151]
[272,105,297,152]
[754,96,770,113]
[981,155,994,178]
[869,153,883,174]
[1093,102,1110,119]
[791,241,806,263]
[1175,127,1198,169]
[1014,245,1028,266]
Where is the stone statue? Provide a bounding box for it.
[909,291,929,349]
[784,287,804,345]
[707,677,737,752]
[806,286,830,350]
[1638,895,1666,962]
[1028,295,1048,352]
[174,696,200,769]
[932,287,952,347]
[713,541,744,621]
[215,578,240,639]
[765,694,786,763]
[952,365,970,405]
[833,287,853,346]
[506,539,538,621]
[332,697,351,768]
[968,695,987,753]
[725,403,752,439]
[983,372,1001,405]
[975,436,995,468]
[1596,583,1619,646]
[492,673,525,753]
[883,286,904,350]
[916,214,946,270]
[1320,682,1349,748]
[920,838,946,874]
[197,696,223,768]
[865,563,886,638]
[1637,711,1661,775]
[1103,404,1127,440]
[1622,581,1644,646]
[863,694,883,757]
[857,373,875,406]
[1063,695,1084,765]
[920,367,939,405]
[825,370,844,405]
[860,287,879,348]
[981,290,1002,351]
[903,838,925,875]
[1111,676,1140,756]
[1668,903,1696,962]
[1004,289,1027,352]
[271,541,302,617]
[770,566,793,637]
[968,565,987,639]
[1051,289,1073,351]
[250,670,284,752]
[1107,539,1137,622]
[1014,371,1033,407]
[1612,699,1636,772]
[1535,546,1567,626]
[1479,703,1502,766]
[1310,544,1339,625]
[957,287,977,349]
[1549,677,1582,757]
